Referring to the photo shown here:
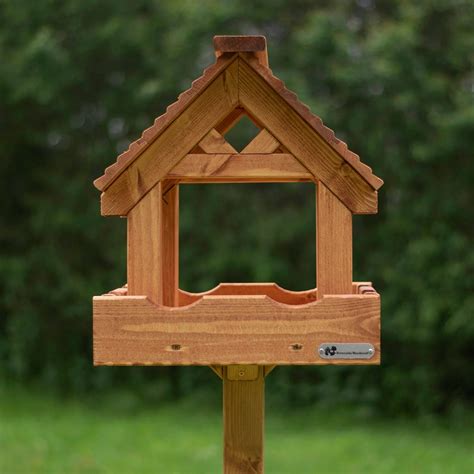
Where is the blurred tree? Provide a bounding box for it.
[1,0,473,413]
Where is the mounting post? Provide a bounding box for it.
[223,365,265,474]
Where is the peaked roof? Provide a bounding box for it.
[95,36,383,215]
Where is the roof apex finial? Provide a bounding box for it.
[213,35,268,67]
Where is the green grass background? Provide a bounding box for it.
[1,386,473,474]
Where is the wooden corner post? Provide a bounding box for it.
[127,180,179,305]
[317,182,352,297]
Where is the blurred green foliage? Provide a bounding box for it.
[1,0,473,415]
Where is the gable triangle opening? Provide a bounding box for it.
[224,114,261,152]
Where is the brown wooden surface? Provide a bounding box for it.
[161,181,179,307]
[93,293,380,365]
[238,53,383,191]
[97,56,382,214]
[238,57,378,214]
[223,366,264,474]
[167,153,312,182]
[127,183,163,304]
[104,282,376,299]
[94,54,238,192]
[241,129,280,154]
[96,46,382,207]
[198,129,238,154]
[100,59,239,215]
[317,182,352,298]
[214,35,266,53]
[215,108,247,134]
[177,283,317,306]
[214,35,268,68]
[227,365,260,381]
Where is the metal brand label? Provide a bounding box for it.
[318,343,375,360]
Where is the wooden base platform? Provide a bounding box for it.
[93,282,380,366]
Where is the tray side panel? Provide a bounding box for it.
[93,295,380,366]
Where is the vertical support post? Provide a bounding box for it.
[223,365,264,474]
[162,181,179,307]
[127,180,179,306]
[317,182,352,297]
[127,182,164,304]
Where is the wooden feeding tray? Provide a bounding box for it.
[93,282,380,365]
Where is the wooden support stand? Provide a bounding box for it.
[223,365,265,474]
[92,35,383,474]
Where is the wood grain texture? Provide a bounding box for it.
[214,35,267,53]
[127,183,163,304]
[100,59,239,215]
[227,365,260,381]
[167,153,312,182]
[238,54,383,191]
[317,183,353,298]
[178,283,317,306]
[215,108,247,134]
[94,54,238,192]
[238,57,378,214]
[93,294,380,365]
[241,129,280,154]
[214,35,268,67]
[223,366,264,474]
[198,129,237,154]
[161,181,179,307]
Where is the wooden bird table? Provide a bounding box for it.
[92,35,383,474]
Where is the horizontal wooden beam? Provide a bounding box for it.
[167,153,314,183]
[93,294,380,365]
